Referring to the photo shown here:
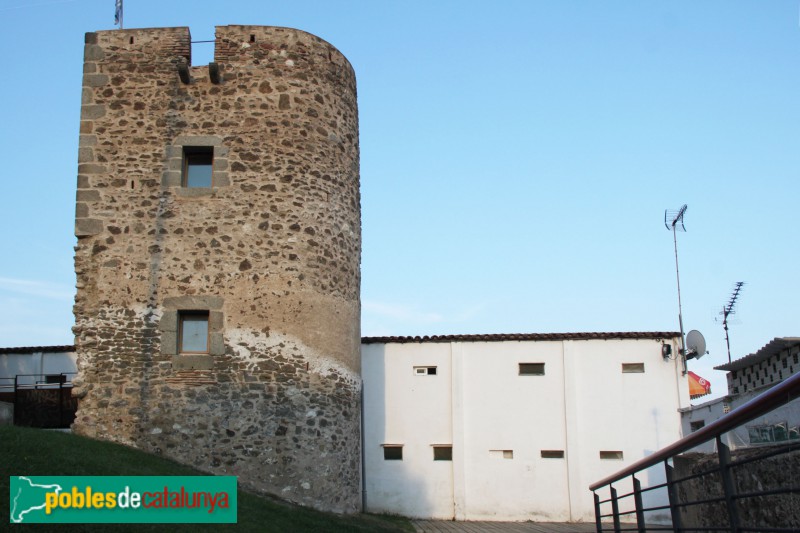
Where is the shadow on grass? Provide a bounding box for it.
[1,425,413,532]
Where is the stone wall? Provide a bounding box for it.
[71,25,361,513]
[674,447,800,529]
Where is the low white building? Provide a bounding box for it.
[362,332,689,522]
[0,345,77,426]
[681,337,800,452]
[0,345,77,394]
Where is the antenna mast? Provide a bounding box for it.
[719,281,745,363]
[665,204,688,375]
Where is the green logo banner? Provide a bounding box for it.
[9,476,237,524]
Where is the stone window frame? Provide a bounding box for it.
[160,296,225,370]
[163,136,230,196]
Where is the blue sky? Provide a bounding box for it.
[0,1,798,401]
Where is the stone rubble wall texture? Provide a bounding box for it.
[71,25,361,513]
[674,448,800,529]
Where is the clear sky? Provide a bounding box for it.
[1,1,798,402]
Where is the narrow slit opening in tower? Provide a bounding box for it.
[190,32,214,67]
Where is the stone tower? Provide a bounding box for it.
[71,26,361,512]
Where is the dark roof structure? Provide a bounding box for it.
[0,345,75,354]
[362,332,679,345]
[714,337,800,372]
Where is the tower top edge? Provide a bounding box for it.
[86,25,354,73]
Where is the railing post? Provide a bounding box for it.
[632,475,646,533]
[610,485,621,533]
[58,375,64,427]
[13,374,18,425]
[664,459,683,532]
[717,435,740,533]
[593,491,603,532]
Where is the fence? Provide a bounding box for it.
[1,373,78,429]
[590,371,800,532]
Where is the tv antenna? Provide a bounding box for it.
[716,282,745,363]
[665,204,688,374]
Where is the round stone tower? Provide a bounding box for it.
[72,25,361,512]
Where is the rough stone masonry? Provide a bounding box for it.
[71,25,361,513]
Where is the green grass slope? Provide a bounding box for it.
[2,425,412,532]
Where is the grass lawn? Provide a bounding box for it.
[2,425,413,532]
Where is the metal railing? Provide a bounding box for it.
[590,371,800,532]
[6,372,77,428]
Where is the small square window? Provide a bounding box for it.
[519,363,545,376]
[179,311,209,353]
[541,450,565,459]
[383,445,403,460]
[600,450,624,460]
[183,147,213,188]
[433,446,452,461]
[690,420,705,432]
[622,363,645,373]
[414,366,437,376]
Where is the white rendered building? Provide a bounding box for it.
[361,332,689,522]
[0,346,77,394]
[681,337,800,453]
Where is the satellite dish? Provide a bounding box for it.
[685,330,707,360]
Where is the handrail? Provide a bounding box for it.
[590,370,800,491]
[10,372,76,378]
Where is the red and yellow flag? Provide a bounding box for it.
[688,371,711,399]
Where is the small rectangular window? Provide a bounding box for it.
[540,450,565,459]
[383,445,403,460]
[183,147,213,188]
[690,420,705,432]
[489,449,513,459]
[44,375,65,384]
[622,363,645,373]
[600,451,624,460]
[413,366,437,376]
[433,446,452,461]
[519,363,545,376]
[179,311,209,353]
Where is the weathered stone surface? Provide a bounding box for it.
[72,25,361,514]
[75,218,103,236]
[675,447,800,530]
[83,73,109,87]
[81,104,106,120]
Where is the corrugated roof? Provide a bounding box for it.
[714,337,800,372]
[362,332,679,345]
[0,345,75,354]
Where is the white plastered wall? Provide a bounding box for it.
[362,336,688,522]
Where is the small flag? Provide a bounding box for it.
[688,371,712,399]
[114,0,123,26]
